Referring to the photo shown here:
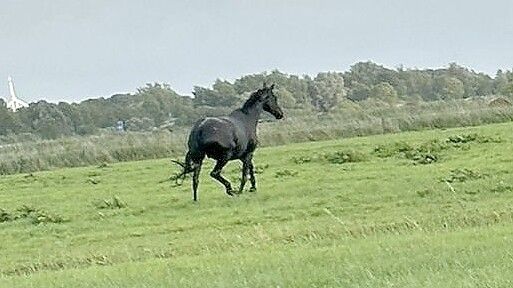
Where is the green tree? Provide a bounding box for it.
[309,72,346,112]
[494,70,509,94]
[433,76,465,100]
[347,82,371,102]
[25,101,74,139]
[344,61,401,91]
[0,99,23,135]
[370,82,398,104]
[501,82,513,97]
[193,80,240,107]
[274,87,296,108]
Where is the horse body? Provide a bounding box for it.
[188,115,250,161]
[182,84,283,201]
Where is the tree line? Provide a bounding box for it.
[1,62,513,139]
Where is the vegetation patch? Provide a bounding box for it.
[409,152,439,165]
[490,182,513,194]
[97,162,109,168]
[5,254,111,276]
[0,208,14,223]
[291,156,312,164]
[0,205,66,225]
[446,133,501,145]
[86,178,100,185]
[291,150,366,165]
[92,196,127,209]
[374,133,498,165]
[416,188,435,198]
[374,140,442,165]
[254,164,269,174]
[274,169,299,178]
[16,205,66,224]
[443,168,485,183]
[323,150,367,164]
[374,141,414,158]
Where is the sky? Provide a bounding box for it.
[1,0,512,103]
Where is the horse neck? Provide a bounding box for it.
[239,101,264,128]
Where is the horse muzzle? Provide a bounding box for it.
[274,109,284,119]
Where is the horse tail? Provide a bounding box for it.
[170,151,195,185]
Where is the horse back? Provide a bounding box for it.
[188,117,248,159]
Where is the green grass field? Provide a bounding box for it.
[1,122,513,287]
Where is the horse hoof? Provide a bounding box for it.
[226,190,235,197]
[249,187,257,193]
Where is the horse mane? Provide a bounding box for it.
[241,88,266,112]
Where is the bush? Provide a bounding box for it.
[323,150,367,164]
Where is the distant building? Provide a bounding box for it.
[4,76,28,111]
[116,120,125,132]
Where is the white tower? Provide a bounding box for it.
[6,76,28,111]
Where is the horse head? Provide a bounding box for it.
[261,83,284,119]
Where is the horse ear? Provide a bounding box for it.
[270,84,275,90]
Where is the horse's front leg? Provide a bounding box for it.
[238,157,250,194]
[247,154,257,192]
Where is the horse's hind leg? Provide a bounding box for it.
[192,162,202,201]
[210,159,234,196]
[186,151,204,201]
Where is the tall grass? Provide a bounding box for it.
[0,131,188,175]
[260,101,513,145]
[1,100,512,175]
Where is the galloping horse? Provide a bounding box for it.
[176,83,284,201]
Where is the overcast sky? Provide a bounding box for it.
[1,0,512,103]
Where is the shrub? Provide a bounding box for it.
[323,150,367,164]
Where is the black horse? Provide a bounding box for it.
[176,83,284,201]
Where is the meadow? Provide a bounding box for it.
[1,121,513,287]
